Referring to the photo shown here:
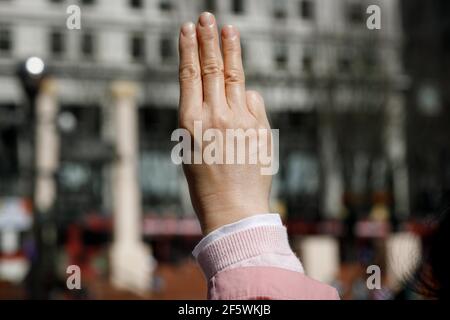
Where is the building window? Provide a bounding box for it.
[159,0,172,11]
[50,30,65,57]
[274,42,288,70]
[140,151,180,201]
[273,1,287,19]
[286,151,320,196]
[81,32,95,59]
[232,0,244,15]
[300,0,314,20]
[0,26,12,54]
[130,0,143,9]
[0,112,19,180]
[81,0,95,5]
[204,0,216,12]
[302,54,313,73]
[338,55,352,74]
[160,37,174,63]
[362,50,378,72]
[347,3,364,24]
[130,33,145,62]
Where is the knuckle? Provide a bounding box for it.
[247,102,260,116]
[180,37,197,51]
[212,113,230,128]
[224,67,244,84]
[179,63,200,83]
[202,59,224,77]
[224,41,241,55]
[179,112,196,129]
[240,117,258,130]
[257,121,269,130]
[199,30,215,42]
[247,90,263,102]
[248,118,259,129]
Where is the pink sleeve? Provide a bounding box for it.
[196,225,340,300]
[208,267,340,300]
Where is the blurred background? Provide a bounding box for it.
[0,0,449,300]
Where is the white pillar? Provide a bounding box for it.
[1,229,19,254]
[386,232,421,290]
[110,81,154,295]
[34,79,59,214]
[299,235,340,284]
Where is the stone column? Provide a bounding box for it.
[34,79,59,214]
[298,235,340,284]
[386,232,421,290]
[110,81,154,295]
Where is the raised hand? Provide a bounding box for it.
[178,12,274,235]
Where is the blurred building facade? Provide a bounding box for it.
[0,0,405,222]
[401,0,450,218]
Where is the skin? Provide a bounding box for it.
[178,12,273,235]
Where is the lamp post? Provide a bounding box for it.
[17,57,59,299]
[17,57,46,113]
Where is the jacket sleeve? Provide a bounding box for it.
[193,215,340,300]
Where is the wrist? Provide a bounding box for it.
[200,203,271,235]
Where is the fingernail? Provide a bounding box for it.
[181,22,196,36]
[199,12,214,27]
[222,25,238,39]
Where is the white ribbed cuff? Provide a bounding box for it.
[193,213,282,258]
[196,225,303,279]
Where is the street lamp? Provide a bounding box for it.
[17,57,46,124]
[17,56,46,102]
[17,57,58,299]
[25,57,45,76]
